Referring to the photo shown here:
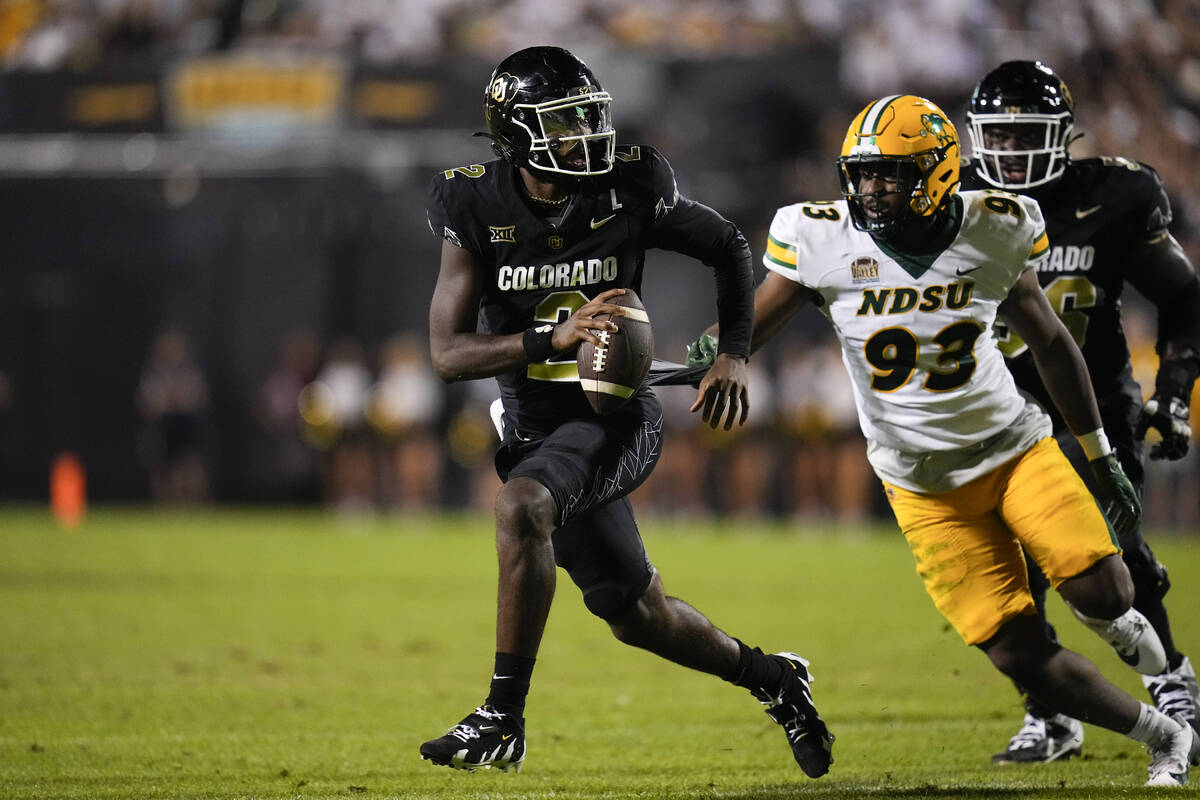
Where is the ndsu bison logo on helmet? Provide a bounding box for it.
[921,113,955,148]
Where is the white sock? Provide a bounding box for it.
[1126,701,1182,745]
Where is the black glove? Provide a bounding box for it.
[1134,357,1196,461]
[1088,453,1141,543]
[685,333,719,369]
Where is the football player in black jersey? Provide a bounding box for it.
[418,45,834,777]
[961,60,1200,765]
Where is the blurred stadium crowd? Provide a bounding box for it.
[3,0,1198,248]
[2,0,1198,528]
[130,309,1198,530]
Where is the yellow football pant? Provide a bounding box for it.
[883,437,1120,645]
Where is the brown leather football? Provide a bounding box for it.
[577,290,654,414]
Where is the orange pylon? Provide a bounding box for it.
[50,452,86,530]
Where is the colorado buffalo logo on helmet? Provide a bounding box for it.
[488,72,518,105]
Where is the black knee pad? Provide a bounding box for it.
[581,581,640,621]
[1127,550,1171,604]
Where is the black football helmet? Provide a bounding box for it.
[967,60,1074,190]
[482,46,615,178]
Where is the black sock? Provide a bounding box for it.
[485,652,535,717]
[729,640,785,694]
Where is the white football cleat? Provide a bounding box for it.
[1145,721,1195,787]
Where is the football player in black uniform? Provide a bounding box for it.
[961,60,1200,765]
[417,45,834,778]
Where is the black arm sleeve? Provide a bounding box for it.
[1118,166,1198,354]
[1159,274,1200,356]
[652,196,755,357]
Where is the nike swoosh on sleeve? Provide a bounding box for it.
[1075,205,1102,219]
[590,214,617,229]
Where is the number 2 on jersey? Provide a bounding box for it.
[527,290,588,381]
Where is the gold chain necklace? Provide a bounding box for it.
[525,186,569,205]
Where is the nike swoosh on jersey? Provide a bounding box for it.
[1075,205,1102,219]
[955,264,984,275]
[590,213,617,229]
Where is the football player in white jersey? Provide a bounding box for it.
[689,95,1198,787]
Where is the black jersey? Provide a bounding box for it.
[427,144,753,437]
[961,157,1172,429]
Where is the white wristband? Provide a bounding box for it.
[1077,428,1111,461]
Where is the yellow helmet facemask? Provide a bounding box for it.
[837,95,961,239]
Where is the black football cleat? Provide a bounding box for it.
[992,712,1083,764]
[752,652,835,777]
[419,705,525,773]
[1144,655,1200,742]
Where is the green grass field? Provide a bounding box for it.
[1,508,1197,799]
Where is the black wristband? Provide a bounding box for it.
[523,324,558,363]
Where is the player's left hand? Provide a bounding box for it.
[690,352,748,430]
[1135,391,1191,461]
[1088,454,1141,543]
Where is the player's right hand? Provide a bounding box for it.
[553,288,626,350]
[1134,393,1191,461]
[690,352,748,431]
[1088,454,1141,544]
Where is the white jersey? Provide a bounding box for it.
[764,191,1053,492]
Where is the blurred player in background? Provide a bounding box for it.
[961,60,1200,764]
[418,45,833,777]
[136,327,211,504]
[692,94,1197,787]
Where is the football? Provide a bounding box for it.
[577,289,654,414]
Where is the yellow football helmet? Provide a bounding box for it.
[837,95,960,238]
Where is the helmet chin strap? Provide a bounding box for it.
[474,130,515,163]
[525,164,581,187]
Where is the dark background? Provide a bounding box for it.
[1,2,1196,520]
